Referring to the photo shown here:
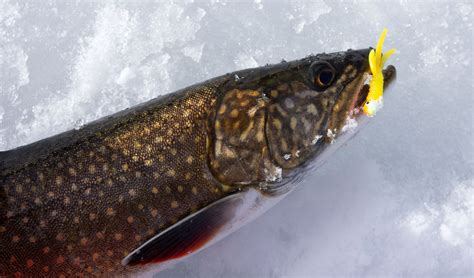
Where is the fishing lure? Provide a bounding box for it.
[363,28,397,116]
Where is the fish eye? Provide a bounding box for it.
[309,62,336,91]
[318,69,334,86]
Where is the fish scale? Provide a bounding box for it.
[0,80,230,276]
[0,48,396,276]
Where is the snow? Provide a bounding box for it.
[182,43,205,63]
[312,134,323,145]
[438,180,473,247]
[326,128,336,143]
[264,166,282,183]
[234,53,259,69]
[0,0,472,277]
[341,117,358,133]
[115,67,137,86]
[401,180,473,247]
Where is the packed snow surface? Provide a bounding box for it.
[0,1,472,277]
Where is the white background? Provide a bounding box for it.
[0,1,472,277]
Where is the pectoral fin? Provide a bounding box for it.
[122,187,267,266]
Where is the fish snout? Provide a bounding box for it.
[383,65,397,89]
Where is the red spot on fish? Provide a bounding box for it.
[56,256,65,264]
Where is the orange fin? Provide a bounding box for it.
[122,188,263,266]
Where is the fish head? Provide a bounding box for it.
[265,49,396,172]
[210,49,396,191]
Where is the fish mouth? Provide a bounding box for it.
[349,64,397,119]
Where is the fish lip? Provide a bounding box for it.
[349,64,397,118]
[383,64,397,89]
[347,71,370,118]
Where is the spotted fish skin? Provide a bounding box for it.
[0,48,385,276]
[0,78,231,276]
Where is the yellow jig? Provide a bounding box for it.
[363,28,396,117]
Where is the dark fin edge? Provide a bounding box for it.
[122,189,254,266]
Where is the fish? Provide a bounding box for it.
[0,45,396,276]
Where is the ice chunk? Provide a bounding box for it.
[234,53,258,69]
[288,0,331,33]
[115,67,136,86]
[182,43,205,62]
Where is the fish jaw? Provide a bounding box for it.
[308,59,396,173]
[335,67,396,148]
[354,64,397,120]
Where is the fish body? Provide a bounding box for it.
[0,48,396,276]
